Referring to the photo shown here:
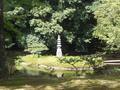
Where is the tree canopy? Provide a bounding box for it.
[3,0,120,54]
[92,0,120,51]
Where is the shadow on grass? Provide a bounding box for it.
[0,73,120,90]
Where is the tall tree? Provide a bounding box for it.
[0,0,8,77]
[4,0,96,54]
[92,0,120,52]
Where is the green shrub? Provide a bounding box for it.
[59,56,83,76]
[59,55,104,75]
[83,55,103,73]
[25,34,48,53]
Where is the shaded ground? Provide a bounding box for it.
[0,75,120,90]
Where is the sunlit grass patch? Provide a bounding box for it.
[18,55,86,68]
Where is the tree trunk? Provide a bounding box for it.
[0,0,8,77]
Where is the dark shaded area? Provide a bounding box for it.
[4,50,30,77]
[0,0,9,78]
[87,38,107,53]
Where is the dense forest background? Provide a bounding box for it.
[3,0,120,54]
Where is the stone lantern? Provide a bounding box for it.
[56,35,62,57]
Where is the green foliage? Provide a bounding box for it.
[59,56,82,65]
[52,8,75,23]
[4,0,120,53]
[30,19,63,34]
[84,55,103,69]
[30,6,52,17]
[4,6,27,49]
[4,0,94,53]
[29,2,77,51]
[82,55,103,74]
[25,34,48,53]
[59,55,103,74]
[92,0,120,51]
[59,56,83,75]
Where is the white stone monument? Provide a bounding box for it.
[56,35,62,57]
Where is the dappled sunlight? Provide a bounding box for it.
[41,86,56,90]
[0,77,120,90]
[60,79,120,90]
